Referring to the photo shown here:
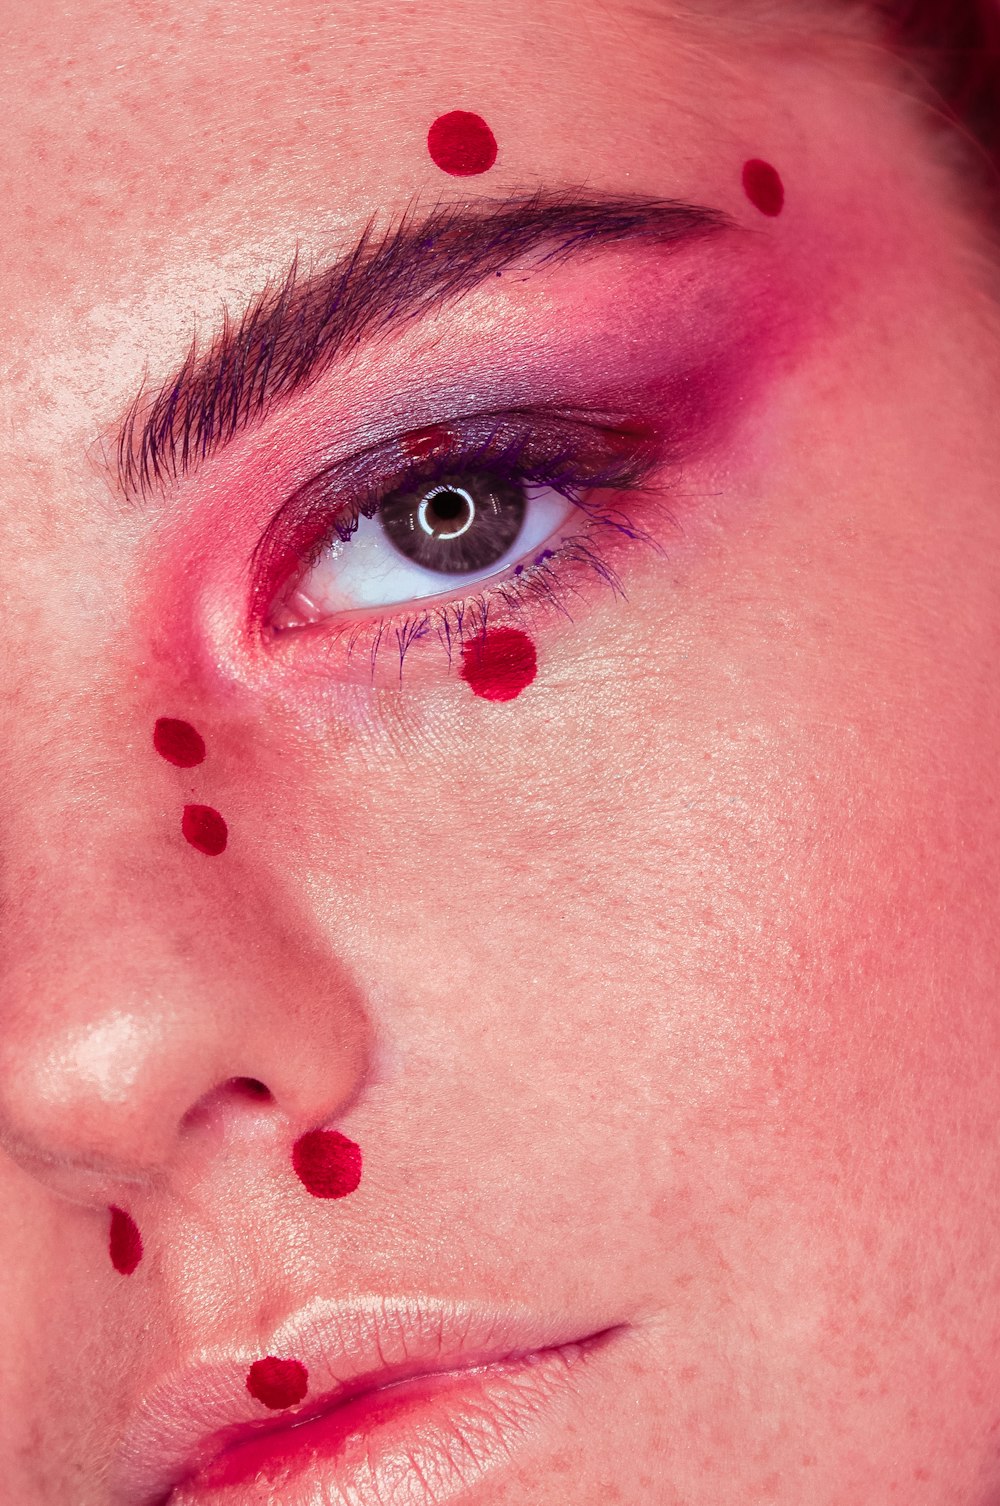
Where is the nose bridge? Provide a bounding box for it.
[0,721,370,1199]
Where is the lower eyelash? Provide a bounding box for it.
[331,501,664,685]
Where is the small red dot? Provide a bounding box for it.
[742,159,785,217]
[460,628,537,702]
[292,1128,363,1199]
[246,1356,309,1410]
[182,804,228,856]
[427,111,497,176]
[153,718,206,767]
[402,425,455,462]
[109,1206,143,1275]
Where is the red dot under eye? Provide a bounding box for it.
[182,804,228,856]
[109,1206,143,1275]
[427,111,498,176]
[246,1356,309,1410]
[292,1128,363,1199]
[742,159,785,217]
[460,628,537,702]
[153,717,206,767]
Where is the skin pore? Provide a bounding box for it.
[0,0,999,1502]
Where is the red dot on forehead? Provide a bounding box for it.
[742,159,785,218]
[427,111,498,176]
[109,1206,143,1275]
[153,717,206,767]
[460,628,537,702]
[292,1128,363,1199]
[182,804,228,856]
[246,1356,309,1410]
[402,425,455,462]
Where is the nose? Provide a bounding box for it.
[0,760,370,1204]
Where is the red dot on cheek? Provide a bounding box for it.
[742,159,785,217]
[460,628,537,702]
[153,717,206,767]
[427,111,498,176]
[246,1356,309,1410]
[182,804,228,856]
[109,1206,143,1275]
[292,1128,363,1199]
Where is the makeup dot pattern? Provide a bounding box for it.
[461,628,537,702]
[247,1356,309,1409]
[742,159,785,217]
[427,111,497,176]
[293,1128,364,1199]
[109,1206,143,1275]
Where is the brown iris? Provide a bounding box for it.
[378,471,527,574]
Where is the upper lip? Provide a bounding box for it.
[112,1294,606,1505]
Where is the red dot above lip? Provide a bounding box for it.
[246,1356,309,1410]
[292,1128,363,1199]
[109,1206,143,1275]
[742,159,785,217]
[427,111,498,176]
[182,804,228,856]
[460,628,537,702]
[153,717,206,767]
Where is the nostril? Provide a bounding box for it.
[228,1077,272,1103]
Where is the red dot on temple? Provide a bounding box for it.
[246,1356,309,1410]
[742,159,785,217]
[182,804,228,856]
[460,628,537,702]
[153,717,206,767]
[109,1206,143,1275]
[292,1128,363,1199]
[427,111,497,176]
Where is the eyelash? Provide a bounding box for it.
[249,406,668,680]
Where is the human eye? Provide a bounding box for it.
[251,405,663,681]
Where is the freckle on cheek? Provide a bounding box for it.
[292,1128,363,1199]
[108,1206,143,1275]
[742,159,785,218]
[182,804,228,856]
[460,628,537,702]
[427,111,498,176]
[153,718,206,767]
[246,1357,309,1409]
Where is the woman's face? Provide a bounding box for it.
[1,2,999,1502]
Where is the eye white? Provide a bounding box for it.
[283,483,576,619]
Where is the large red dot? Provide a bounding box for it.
[109,1206,143,1275]
[246,1356,309,1410]
[460,628,537,702]
[153,717,206,767]
[292,1128,363,1199]
[427,111,497,176]
[742,159,785,217]
[182,804,228,856]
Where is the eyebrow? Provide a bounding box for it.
[115,188,732,500]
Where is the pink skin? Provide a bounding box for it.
[0,5,999,1506]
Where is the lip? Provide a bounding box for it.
[112,1296,624,1506]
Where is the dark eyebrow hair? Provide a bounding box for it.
[116,188,732,500]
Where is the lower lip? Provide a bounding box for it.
[169,1336,610,1506]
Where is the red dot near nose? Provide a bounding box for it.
[246,1356,309,1410]
[460,628,537,702]
[427,111,498,176]
[182,804,228,856]
[153,717,206,767]
[742,159,785,217]
[109,1206,143,1275]
[292,1128,363,1199]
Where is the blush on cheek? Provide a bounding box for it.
[246,1357,309,1410]
[742,159,785,217]
[292,1128,363,1199]
[427,111,498,176]
[182,804,228,856]
[109,1206,143,1275]
[153,718,206,767]
[460,628,537,702]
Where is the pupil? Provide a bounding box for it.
[429,491,466,524]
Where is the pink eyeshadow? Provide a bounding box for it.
[427,111,498,176]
